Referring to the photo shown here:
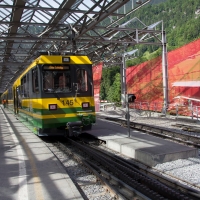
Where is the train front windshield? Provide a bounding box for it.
[42,65,89,94]
[42,65,71,93]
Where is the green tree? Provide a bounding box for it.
[107,73,121,102]
[100,66,120,100]
[100,0,200,102]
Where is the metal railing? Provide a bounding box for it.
[99,101,200,121]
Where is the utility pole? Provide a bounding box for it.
[162,21,168,115]
[121,49,138,108]
[121,53,126,108]
[120,48,138,137]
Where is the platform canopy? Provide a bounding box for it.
[0,0,161,93]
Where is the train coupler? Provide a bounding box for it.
[66,121,83,137]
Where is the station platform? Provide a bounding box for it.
[87,113,198,167]
[0,106,83,200]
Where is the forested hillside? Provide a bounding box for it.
[100,0,200,102]
[128,0,200,66]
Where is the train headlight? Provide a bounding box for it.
[62,57,70,62]
[49,104,57,110]
[82,102,90,109]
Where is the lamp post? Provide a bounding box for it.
[121,52,126,108]
[121,49,138,108]
[121,49,138,137]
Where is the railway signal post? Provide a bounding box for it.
[126,94,136,137]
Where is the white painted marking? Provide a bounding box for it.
[3,114,29,200]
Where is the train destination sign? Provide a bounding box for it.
[43,66,69,70]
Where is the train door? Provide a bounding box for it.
[32,67,40,129]
[13,87,20,114]
[13,87,17,114]
[26,72,31,112]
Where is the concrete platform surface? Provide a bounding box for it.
[0,106,83,200]
[87,118,198,167]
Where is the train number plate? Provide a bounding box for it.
[61,100,74,106]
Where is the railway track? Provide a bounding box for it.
[44,138,124,200]
[44,136,200,200]
[103,117,200,148]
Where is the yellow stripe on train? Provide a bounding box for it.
[21,97,95,109]
[37,55,92,65]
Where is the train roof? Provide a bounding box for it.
[12,54,92,87]
[36,54,92,65]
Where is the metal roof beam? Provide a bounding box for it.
[0,62,29,66]
[75,0,130,38]
[0,21,70,26]
[0,5,125,17]
[0,0,154,93]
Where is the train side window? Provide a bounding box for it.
[21,77,24,97]
[32,68,39,93]
[26,73,29,97]
[21,76,27,98]
[22,75,29,98]
[76,69,88,92]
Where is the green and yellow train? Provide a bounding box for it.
[1,52,96,136]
